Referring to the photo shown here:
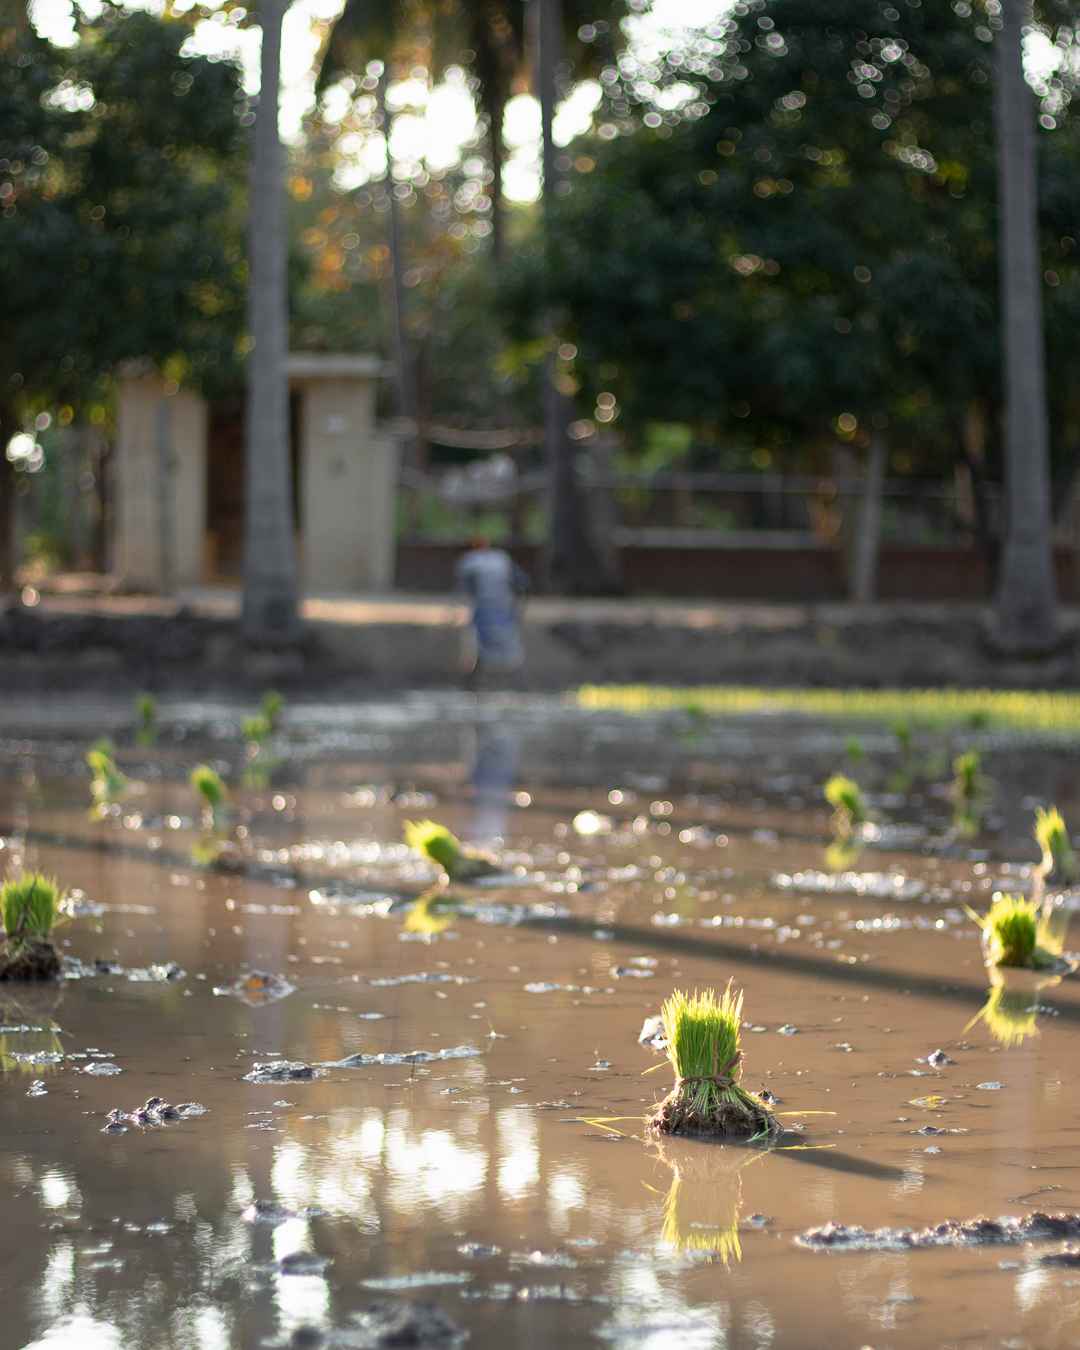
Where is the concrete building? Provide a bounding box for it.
[112,354,394,594]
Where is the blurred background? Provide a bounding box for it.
[3,0,1079,623]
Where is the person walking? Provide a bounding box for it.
[455,536,529,684]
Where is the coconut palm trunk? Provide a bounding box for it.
[536,0,607,594]
[242,0,300,642]
[992,0,1057,651]
[376,70,421,475]
[0,401,15,595]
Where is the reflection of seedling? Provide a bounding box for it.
[135,693,158,746]
[0,873,63,981]
[1034,806,1077,892]
[87,743,127,813]
[964,893,1058,970]
[403,888,460,937]
[261,690,284,731]
[824,837,861,873]
[190,764,228,833]
[190,834,226,869]
[965,983,1041,1049]
[654,1139,756,1266]
[824,773,867,838]
[403,819,498,883]
[649,984,779,1140]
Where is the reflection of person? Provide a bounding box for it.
[455,536,529,682]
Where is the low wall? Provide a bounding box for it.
[396,543,1080,603]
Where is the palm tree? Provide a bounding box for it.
[993,0,1058,651]
[317,3,425,464]
[536,0,621,593]
[242,0,300,641]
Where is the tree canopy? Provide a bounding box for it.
[502,0,1080,488]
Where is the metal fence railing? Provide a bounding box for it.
[397,461,1006,550]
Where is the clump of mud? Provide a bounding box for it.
[243,1060,321,1083]
[350,1300,466,1346]
[797,1211,1080,1252]
[0,940,61,983]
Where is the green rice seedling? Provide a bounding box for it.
[964,893,1058,970]
[952,751,981,806]
[649,984,780,1140]
[824,773,867,838]
[134,692,158,747]
[261,690,284,731]
[575,685,1080,736]
[242,713,272,746]
[950,750,986,837]
[190,764,228,833]
[86,744,127,813]
[0,873,63,980]
[1034,806,1077,891]
[844,736,864,765]
[891,719,913,757]
[403,819,498,883]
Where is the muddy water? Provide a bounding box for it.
[2,696,1080,1349]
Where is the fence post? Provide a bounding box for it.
[852,432,887,604]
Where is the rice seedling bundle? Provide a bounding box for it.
[952,751,981,805]
[135,692,158,746]
[190,764,228,832]
[1034,806,1077,891]
[965,893,1058,970]
[261,690,284,731]
[0,873,63,981]
[649,984,779,1140]
[87,744,127,809]
[242,714,272,746]
[403,820,498,883]
[824,773,867,837]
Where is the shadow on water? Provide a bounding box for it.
[526,912,1080,1025]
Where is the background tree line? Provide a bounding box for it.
[3,0,1078,647]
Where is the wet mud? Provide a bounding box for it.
[2,694,1080,1347]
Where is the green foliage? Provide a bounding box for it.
[503,0,1080,485]
[966,893,1055,970]
[1,873,62,948]
[1035,806,1077,885]
[824,773,867,830]
[1,9,248,428]
[135,693,158,747]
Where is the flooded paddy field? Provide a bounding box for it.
[2,693,1080,1349]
